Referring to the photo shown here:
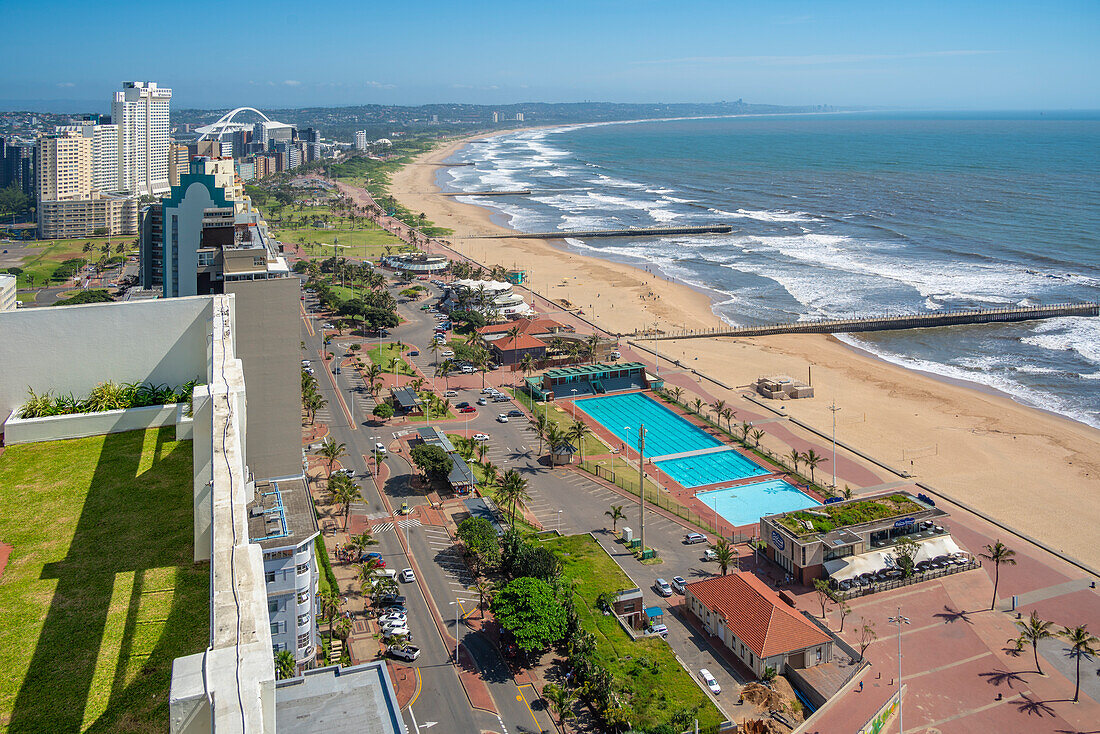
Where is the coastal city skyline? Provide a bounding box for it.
[2,1,1099,109]
[1,2,1097,733]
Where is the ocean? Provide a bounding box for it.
[438,111,1100,428]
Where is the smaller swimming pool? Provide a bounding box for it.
[696,479,820,528]
[655,449,769,488]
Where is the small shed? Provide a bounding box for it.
[550,442,576,466]
[645,606,664,626]
[613,588,644,629]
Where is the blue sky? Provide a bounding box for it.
[4,0,1098,110]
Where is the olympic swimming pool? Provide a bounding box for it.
[696,479,820,528]
[575,392,769,487]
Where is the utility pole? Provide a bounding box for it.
[653,323,659,376]
[889,608,910,733]
[829,401,841,490]
[638,424,646,555]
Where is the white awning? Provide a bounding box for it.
[824,549,897,581]
[915,535,964,563]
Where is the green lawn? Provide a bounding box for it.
[7,238,127,289]
[0,427,208,733]
[367,344,415,376]
[274,220,406,261]
[542,534,723,730]
[505,388,607,458]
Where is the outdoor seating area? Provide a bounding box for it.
[828,552,979,599]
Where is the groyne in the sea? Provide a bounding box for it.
[440,189,531,196]
[652,302,1100,340]
[484,224,734,239]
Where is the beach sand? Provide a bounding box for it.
[389,132,1100,568]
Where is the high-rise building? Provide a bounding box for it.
[299,127,321,162]
[492,111,500,123]
[167,142,190,187]
[36,131,91,201]
[354,130,367,150]
[515,112,525,122]
[0,137,36,198]
[0,274,16,312]
[112,81,172,196]
[53,123,119,193]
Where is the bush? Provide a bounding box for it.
[372,403,395,420]
[315,535,339,594]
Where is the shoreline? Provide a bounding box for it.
[389,129,1100,567]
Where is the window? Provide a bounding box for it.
[268,599,279,614]
[272,643,286,653]
[265,571,276,584]
[270,621,285,635]
[297,589,310,605]
[297,632,311,649]
[297,612,310,627]
[296,563,309,575]
[266,549,293,560]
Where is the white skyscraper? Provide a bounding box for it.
[354,130,367,150]
[112,81,172,196]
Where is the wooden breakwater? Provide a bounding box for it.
[440,189,531,196]
[656,302,1100,340]
[486,224,734,239]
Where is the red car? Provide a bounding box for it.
[459,406,476,414]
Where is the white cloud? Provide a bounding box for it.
[634,50,997,67]
[364,81,396,89]
[56,82,75,88]
[283,80,301,86]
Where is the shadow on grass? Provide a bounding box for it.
[7,428,208,733]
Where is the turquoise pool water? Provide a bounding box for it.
[575,392,722,457]
[655,449,770,488]
[696,479,820,528]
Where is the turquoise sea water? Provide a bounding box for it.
[442,112,1100,427]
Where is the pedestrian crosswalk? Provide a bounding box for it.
[371,518,422,533]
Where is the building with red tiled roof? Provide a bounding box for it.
[487,334,548,365]
[685,573,833,678]
[476,317,572,337]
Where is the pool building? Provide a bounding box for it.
[525,362,652,401]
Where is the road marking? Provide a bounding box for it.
[406,666,423,708]
[516,683,542,731]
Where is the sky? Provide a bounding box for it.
[3,0,1098,111]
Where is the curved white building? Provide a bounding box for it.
[445,279,535,319]
[383,253,450,273]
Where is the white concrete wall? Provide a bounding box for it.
[3,402,180,444]
[0,296,212,427]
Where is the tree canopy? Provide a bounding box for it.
[492,577,567,653]
[409,443,452,479]
[456,517,500,561]
[51,289,113,306]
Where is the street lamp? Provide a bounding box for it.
[888,608,911,733]
[570,389,578,419]
[557,510,562,534]
[829,400,841,489]
[625,424,648,555]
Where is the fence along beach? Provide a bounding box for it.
[388,130,1100,567]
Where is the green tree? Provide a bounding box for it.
[787,448,802,476]
[318,588,343,646]
[372,402,395,421]
[567,419,590,466]
[893,536,919,578]
[409,442,453,480]
[802,449,825,485]
[491,577,567,653]
[542,683,578,733]
[980,540,1017,611]
[319,438,347,477]
[51,289,113,306]
[0,183,30,215]
[457,517,500,563]
[495,469,530,525]
[711,537,736,575]
[1060,625,1099,702]
[813,578,836,619]
[274,649,296,680]
[328,473,362,530]
[1015,611,1055,675]
[604,504,626,533]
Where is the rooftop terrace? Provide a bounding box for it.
[0,427,208,732]
[770,493,927,537]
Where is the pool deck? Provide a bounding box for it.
[571,389,826,537]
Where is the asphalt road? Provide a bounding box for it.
[303,275,746,728]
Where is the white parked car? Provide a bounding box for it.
[379,611,407,624]
[700,669,721,695]
[389,645,420,662]
[461,365,475,373]
[382,623,410,638]
[399,568,415,583]
[473,433,490,442]
[441,350,454,357]
[496,414,509,423]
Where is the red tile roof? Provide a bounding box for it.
[490,334,547,351]
[477,318,565,336]
[686,573,831,658]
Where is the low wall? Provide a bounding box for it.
[3,403,183,444]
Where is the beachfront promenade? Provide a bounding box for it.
[653,301,1100,339]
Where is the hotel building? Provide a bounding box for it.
[112,81,172,196]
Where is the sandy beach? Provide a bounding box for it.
[390,131,1100,568]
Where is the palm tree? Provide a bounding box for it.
[712,538,736,575]
[519,353,536,387]
[711,399,726,422]
[437,359,455,389]
[319,438,347,477]
[1015,611,1055,675]
[802,449,825,485]
[739,421,752,443]
[691,397,703,415]
[318,588,343,646]
[567,419,590,466]
[475,579,494,619]
[604,505,626,533]
[428,340,442,365]
[274,649,297,680]
[980,540,1017,610]
[787,449,802,476]
[496,469,530,525]
[751,429,765,448]
[721,406,736,433]
[542,683,578,733]
[1061,625,1099,702]
[586,334,601,364]
[328,473,362,530]
[670,386,684,404]
[346,531,379,559]
[545,424,567,465]
[534,412,549,454]
[482,461,500,495]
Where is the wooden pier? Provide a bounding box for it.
[440,189,531,196]
[484,224,735,239]
[655,302,1100,340]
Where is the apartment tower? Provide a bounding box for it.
[112,81,172,196]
